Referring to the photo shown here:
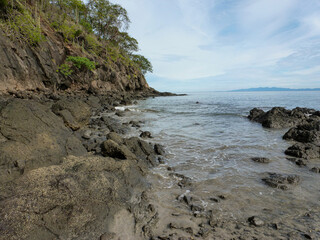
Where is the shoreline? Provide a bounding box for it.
[0,91,319,239]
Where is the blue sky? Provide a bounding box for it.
[113,0,320,91]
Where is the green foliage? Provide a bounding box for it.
[87,0,130,40]
[59,22,82,41]
[0,0,8,10]
[57,64,73,77]
[130,54,153,74]
[80,19,93,33]
[0,6,44,45]
[115,32,138,53]
[0,0,153,76]
[66,56,96,71]
[85,34,100,54]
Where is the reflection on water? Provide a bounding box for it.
[126,91,320,221]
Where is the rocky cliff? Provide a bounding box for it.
[0,23,150,95]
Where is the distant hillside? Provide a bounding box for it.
[230,87,320,92]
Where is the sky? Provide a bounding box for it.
[113,0,320,92]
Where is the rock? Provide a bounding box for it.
[262,173,300,190]
[286,157,307,167]
[115,110,125,117]
[248,216,264,227]
[154,144,165,155]
[100,232,116,240]
[0,99,87,183]
[183,195,192,205]
[52,98,91,131]
[248,107,314,129]
[283,121,320,144]
[0,155,149,240]
[123,137,158,166]
[310,167,320,173]
[285,143,320,160]
[191,204,204,212]
[82,130,92,139]
[101,140,135,160]
[251,157,271,163]
[140,131,152,138]
[209,197,220,203]
[129,120,141,128]
[107,132,123,145]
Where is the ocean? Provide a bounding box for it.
[126,91,320,224]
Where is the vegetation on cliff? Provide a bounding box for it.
[0,0,153,90]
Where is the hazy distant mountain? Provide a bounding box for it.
[230,87,320,92]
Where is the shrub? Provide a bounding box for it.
[66,56,95,71]
[59,22,82,41]
[85,34,100,54]
[0,0,8,10]
[57,64,73,77]
[13,10,44,45]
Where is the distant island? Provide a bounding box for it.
[230,87,320,92]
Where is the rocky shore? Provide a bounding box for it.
[0,89,178,240]
[249,107,320,169]
[1,90,319,240]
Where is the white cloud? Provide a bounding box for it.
[112,0,320,91]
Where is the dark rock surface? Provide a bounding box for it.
[251,157,271,163]
[140,131,153,138]
[249,106,320,161]
[248,107,315,129]
[262,173,300,190]
[0,94,172,240]
[0,98,87,183]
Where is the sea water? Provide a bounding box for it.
[126,91,320,223]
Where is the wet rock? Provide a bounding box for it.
[140,131,152,138]
[158,157,165,164]
[286,157,307,167]
[310,167,320,173]
[209,197,220,203]
[115,110,125,117]
[248,107,314,129]
[101,140,135,160]
[262,173,300,190]
[154,144,165,155]
[251,157,271,163]
[285,143,320,160]
[123,137,158,166]
[283,121,320,144]
[169,173,192,188]
[191,204,204,212]
[248,216,264,227]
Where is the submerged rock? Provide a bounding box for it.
[251,157,271,163]
[140,131,153,138]
[262,173,300,190]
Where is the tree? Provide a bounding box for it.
[87,0,129,40]
[114,31,138,53]
[130,54,153,74]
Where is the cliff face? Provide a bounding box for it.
[0,24,150,94]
